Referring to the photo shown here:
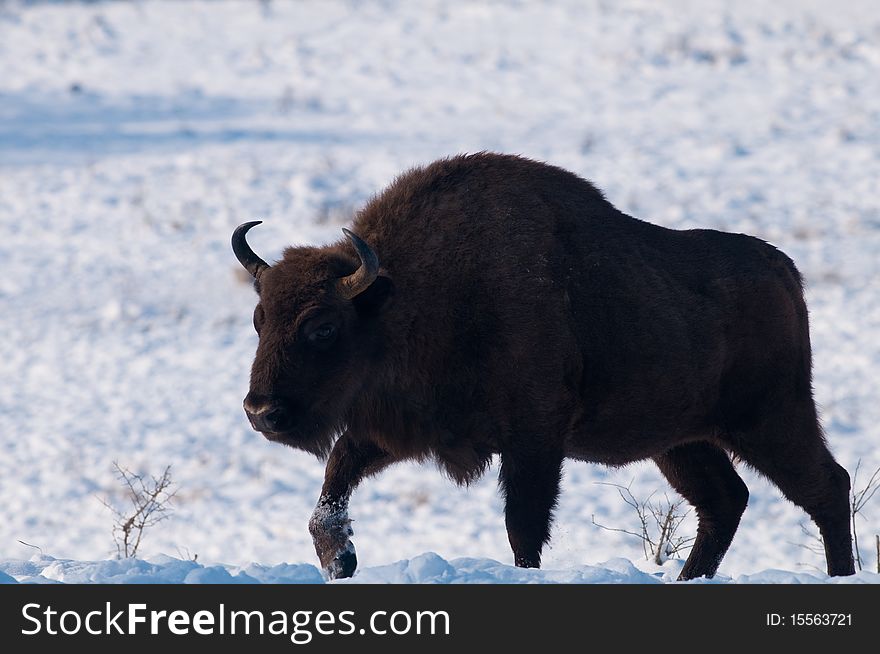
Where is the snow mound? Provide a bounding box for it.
[0,555,322,585]
[2,554,878,585]
[346,552,663,584]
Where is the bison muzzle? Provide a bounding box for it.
[232,153,854,581]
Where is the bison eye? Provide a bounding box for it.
[308,322,337,346]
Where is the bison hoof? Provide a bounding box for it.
[324,541,358,580]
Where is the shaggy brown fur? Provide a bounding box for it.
[234,152,854,580]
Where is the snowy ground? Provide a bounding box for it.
[1,0,879,583]
[3,552,879,585]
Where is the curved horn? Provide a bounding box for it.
[232,221,269,279]
[337,228,379,300]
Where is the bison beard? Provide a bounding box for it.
[233,152,855,581]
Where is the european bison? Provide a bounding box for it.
[232,152,854,580]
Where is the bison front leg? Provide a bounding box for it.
[499,449,564,568]
[309,434,391,580]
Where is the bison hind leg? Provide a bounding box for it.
[654,442,749,580]
[727,401,855,577]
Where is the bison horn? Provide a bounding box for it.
[337,228,379,299]
[232,221,270,279]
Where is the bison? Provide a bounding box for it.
[232,152,854,580]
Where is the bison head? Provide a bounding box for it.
[232,221,393,457]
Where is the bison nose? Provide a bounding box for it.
[243,395,292,433]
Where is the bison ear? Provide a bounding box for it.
[351,275,394,317]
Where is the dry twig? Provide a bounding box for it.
[850,460,880,571]
[592,481,695,565]
[100,463,176,559]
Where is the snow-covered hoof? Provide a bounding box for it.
[309,498,358,580]
[323,541,358,580]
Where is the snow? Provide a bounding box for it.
[1,0,879,584]
[4,553,877,585]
